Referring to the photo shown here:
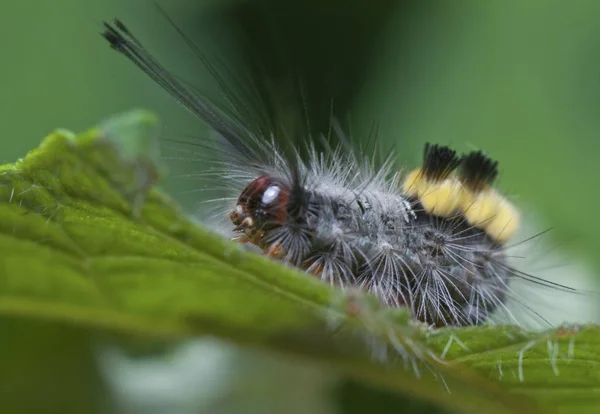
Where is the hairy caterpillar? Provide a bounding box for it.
[101,14,578,329]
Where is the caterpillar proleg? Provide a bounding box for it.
[102,14,580,329]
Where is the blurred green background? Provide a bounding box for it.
[2,0,600,413]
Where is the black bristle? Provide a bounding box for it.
[421,143,461,181]
[459,150,499,191]
[102,20,129,49]
[102,24,119,47]
[101,19,253,152]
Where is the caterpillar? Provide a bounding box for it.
[101,15,577,329]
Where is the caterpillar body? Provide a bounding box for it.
[102,17,574,329]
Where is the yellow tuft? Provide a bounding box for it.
[402,168,424,197]
[462,189,500,228]
[420,179,462,217]
[484,199,520,243]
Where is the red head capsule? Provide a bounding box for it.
[230,175,290,238]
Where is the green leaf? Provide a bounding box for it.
[1,110,598,414]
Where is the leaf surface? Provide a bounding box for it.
[1,111,598,414]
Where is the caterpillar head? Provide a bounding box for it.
[230,175,290,243]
